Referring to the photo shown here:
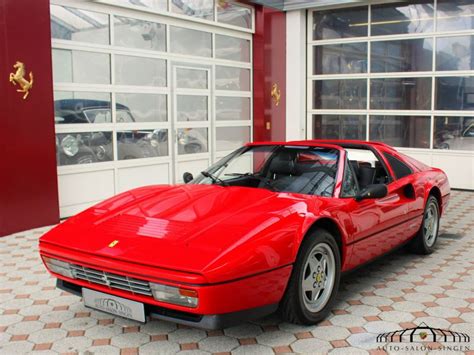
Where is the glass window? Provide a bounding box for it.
[216,126,250,151]
[370,78,431,110]
[434,116,474,151]
[176,68,208,89]
[312,7,368,40]
[171,0,214,20]
[371,38,433,73]
[115,93,167,122]
[435,77,474,111]
[217,1,252,29]
[52,49,110,84]
[312,80,367,110]
[56,131,113,166]
[383,153,413,179]
[313,43,367,75]
[50,5,109,44]
[369,116,430,148]
[116,129,168,160]
[114,16,166,52]
[437,0,474,32]
[115,55,166,87]
[177,95,208,121]
[54,91,111,124]
[170,26,212,57]
[177,128,208,154]
[216,66,250,91]
[216,35,251,62]
[216,97,250,121]
[341,159,358,198]
[436,35,474,71]
[313,115,366,140]
[113,0,167,12]
[371,1,434,36]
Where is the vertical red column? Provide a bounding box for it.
[252,6,286,142]
[0,0,59,237]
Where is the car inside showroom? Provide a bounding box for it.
[0,0,473,354]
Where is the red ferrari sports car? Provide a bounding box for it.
[39,140,450,329]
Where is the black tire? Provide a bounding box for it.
[280,229,341,325]
[408,195,440,255]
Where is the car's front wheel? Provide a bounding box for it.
[280,228,341,324]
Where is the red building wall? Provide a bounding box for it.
[0,0,59,237]
[253,6,286,142]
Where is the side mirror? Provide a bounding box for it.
[356,184,388,201]
[183,172,194,184]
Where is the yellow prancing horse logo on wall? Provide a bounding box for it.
[108,240,119,248]
[9,61,33,99]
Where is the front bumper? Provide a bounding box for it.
[58,278,280,329]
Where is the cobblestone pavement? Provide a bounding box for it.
[0,191,473,354]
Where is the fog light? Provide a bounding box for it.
[42,256,74,279]
[150,283,198,308]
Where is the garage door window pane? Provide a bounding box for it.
[216,66,250,91]
[313,7,368,40]
[52,49,110,84]
[216,35,250,62]
[177,128,208,154]
[176,68,208,89]
[436,35,474,71]
[114,0,167,11]
[434,116,474,151]
[313,43,367,75]
[114,16,166,52]
[216,126,250,151]
[172,0,214,20]
[170,26,212,57]
[371,38,433,73]
[56,132,113,166]
[370,78,431,110]
[117,130,168,160]
[177,95,208,121]
[217,1,252,29]
[216,97,250,121]
[312,80,367,110]
[313,115,366,140]
[369,116,430,148]
[371,1,434,36]
[115,55,166,86]
[437,0,474,32]
[436,77,474,111]
[51,5,110,44]
[54,91,111,124]
[116,93,167,122]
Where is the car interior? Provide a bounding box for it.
[346,148,391,190]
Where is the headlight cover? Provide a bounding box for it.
[150,283,198,308]
[42,256,74,279]
[61,135,79,157]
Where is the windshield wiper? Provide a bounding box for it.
[224,173,278,191]
[201,171,228,186]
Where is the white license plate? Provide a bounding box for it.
[83,288,146,323]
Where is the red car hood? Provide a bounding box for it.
[40,185,314,282]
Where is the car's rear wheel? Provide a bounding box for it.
[280,228,341,325]
[408,195,440,254]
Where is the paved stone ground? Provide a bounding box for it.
[0,191,473,354]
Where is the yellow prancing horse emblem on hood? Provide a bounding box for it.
[108,240,119,248]
[9,61,33,99]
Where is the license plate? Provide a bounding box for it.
[83,288,146,322]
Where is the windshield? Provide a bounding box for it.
[192,145,339,197]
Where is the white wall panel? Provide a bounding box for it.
[117,163,171,193]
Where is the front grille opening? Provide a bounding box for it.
[146,304,203,323]
[69,263,153,297]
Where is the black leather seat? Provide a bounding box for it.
[358,166,376,188]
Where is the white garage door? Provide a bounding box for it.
[51,0,254,217]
